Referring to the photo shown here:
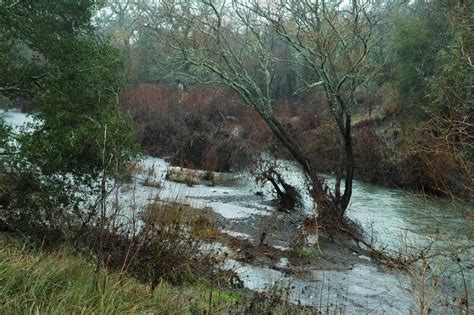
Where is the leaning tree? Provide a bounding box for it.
[156,0,378,232]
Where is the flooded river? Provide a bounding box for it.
[133,156,472,313]
[2,109,472,313]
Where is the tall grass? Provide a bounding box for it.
[0,236,239,314]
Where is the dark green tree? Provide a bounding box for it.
[388,4,451,121]
[0,0,137,232]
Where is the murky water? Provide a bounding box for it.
[119,146,473,313]
[2,109,472,313]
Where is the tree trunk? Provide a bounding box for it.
[259,113,340,226]
[341,115,354,213]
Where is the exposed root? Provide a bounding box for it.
[252,158,301,211]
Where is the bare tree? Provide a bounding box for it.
[157,0,377,232]
[251,0,377,225]
[95,0,147,80]
[96,0,144,48]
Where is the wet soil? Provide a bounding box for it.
[214,205,381,272]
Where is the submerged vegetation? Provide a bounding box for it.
[0,0,472,313]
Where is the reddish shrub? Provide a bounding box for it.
[119,83,424,192]
[119,83,275,171]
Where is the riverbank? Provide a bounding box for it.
[0,234,263,314]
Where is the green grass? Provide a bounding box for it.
[290,248,316,259]
[0,235,243,314]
